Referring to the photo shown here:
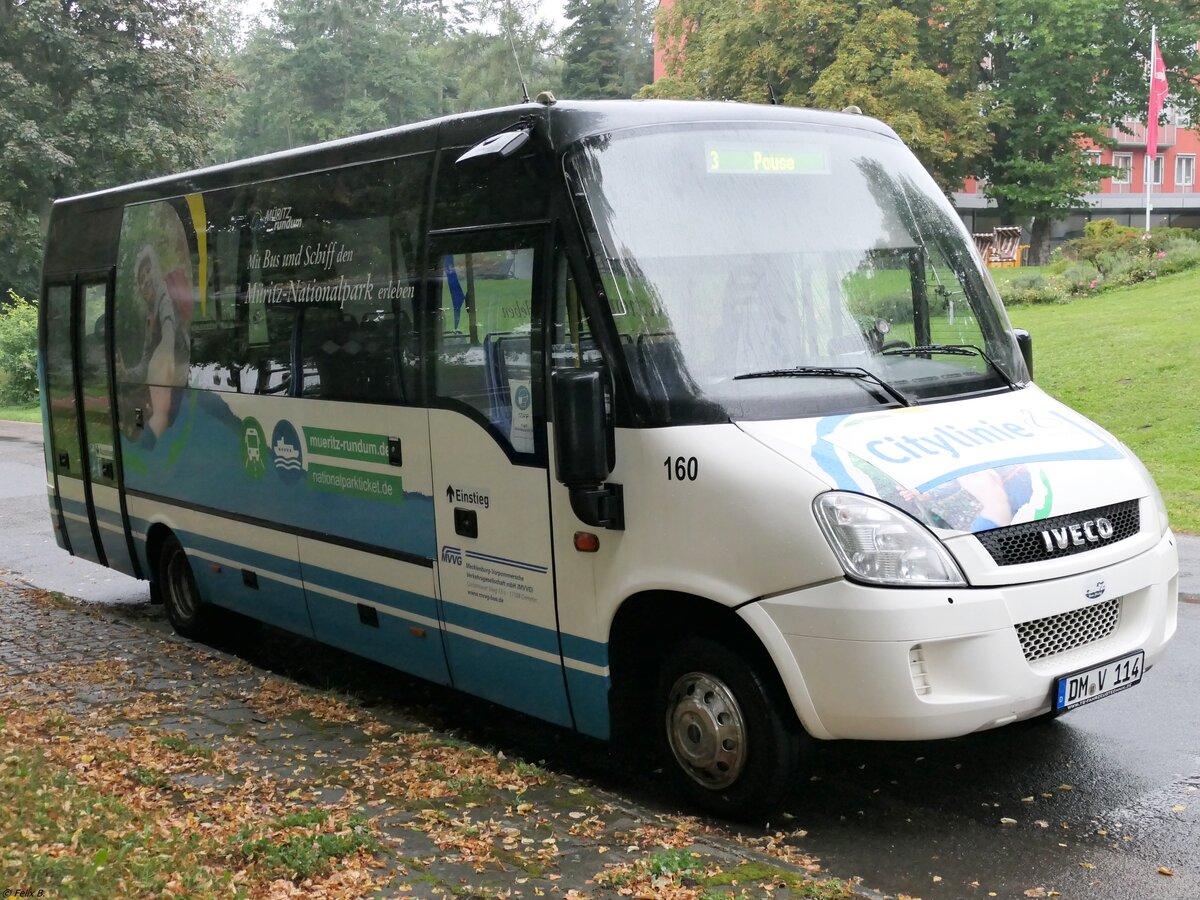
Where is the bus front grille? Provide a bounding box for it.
[975,500,1140,567]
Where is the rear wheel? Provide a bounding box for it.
[157,535,215,640]
[656,635,805,820]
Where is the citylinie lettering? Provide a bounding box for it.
[864,419,1036,464]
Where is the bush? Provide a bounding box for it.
[1065,219,1200,266]
[0,290,39,404]
[998,273,1069,305]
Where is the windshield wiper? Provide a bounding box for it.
[733,366,914,407]
[880,343,1018,391]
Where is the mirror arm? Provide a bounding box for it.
[569,482,625,531]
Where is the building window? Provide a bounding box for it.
[1083,151,1102,166]
[1112,154,1133,184]
[1144,155,1164,186]
[1176,155,1195,188]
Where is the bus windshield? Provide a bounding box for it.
[568,123,1027,423]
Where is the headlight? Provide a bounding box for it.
[1113,440,1170,538]
[814,492,967,587]
[1129,455,1170,537]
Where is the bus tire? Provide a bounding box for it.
[157,535,214,640]
[655,635,804,820]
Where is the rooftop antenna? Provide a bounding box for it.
[506,23,532,104]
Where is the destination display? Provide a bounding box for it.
[705,143,829,175]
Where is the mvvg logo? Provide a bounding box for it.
[441,546,463,566]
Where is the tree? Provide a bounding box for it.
[561,0,654,99]
[224,0,450,157]
[640,0,994,193]
[436,0,562,113]
[983,1,1200,264]
[0,0,234,298]
[0,290,38,404]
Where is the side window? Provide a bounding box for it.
[250,158,427,404]
[431,239,539,455]
[182,155,430,401]
[433,149,549,231]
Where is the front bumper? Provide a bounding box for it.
[742,531,1179,741]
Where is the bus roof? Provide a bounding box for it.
[52,100,899,212]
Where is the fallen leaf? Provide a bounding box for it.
[1000,817,1018,825]
[1024,889,1047,898]
[1158,867,1176,877]
[1171,805,1186,812]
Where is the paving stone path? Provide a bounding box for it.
[0,576,858,899]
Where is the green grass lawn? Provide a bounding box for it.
[1008,268,1200,533]
[0,404,41,423]
[987,264,1051,284]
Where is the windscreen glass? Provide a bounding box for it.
[568,124,1026,423]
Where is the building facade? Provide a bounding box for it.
[955,114,1200,246]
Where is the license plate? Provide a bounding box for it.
[1054,650,1144,713]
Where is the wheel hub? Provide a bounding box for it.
[665,671,747,789]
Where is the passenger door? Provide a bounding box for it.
[42,272,138,573]
[427,229,572,726]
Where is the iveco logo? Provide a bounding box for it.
[1040,517,1115,552]
[1085,581,1107,600]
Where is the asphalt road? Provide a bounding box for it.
[2,418,1197,899]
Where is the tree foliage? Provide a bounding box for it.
[436,0,562,113]
[641,0,994,193]
[982,0,1200,262]
[224,0,450,157]
[561,0,654,99]
[0,290,39,404]
[0,0,234,298]
[644,0,1200,264]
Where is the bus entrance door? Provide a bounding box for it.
[42,273,138,574]
[428,239,572,728]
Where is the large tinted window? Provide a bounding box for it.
[184,155,429,403]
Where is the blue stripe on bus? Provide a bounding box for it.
[439,601,560,658]
[122,517,611,735]
[441,630,574,728]
[560,632,608,670]
[304,588,452,685]
[299,562,439,623]
[564,668,610,740]
[190,559,315,639]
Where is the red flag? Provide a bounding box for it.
[1146,39,1169,153]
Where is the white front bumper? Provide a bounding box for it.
[743,531,1180,741]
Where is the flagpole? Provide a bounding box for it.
[1146,25,1155,233]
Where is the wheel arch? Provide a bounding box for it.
[606,590,807,740]
[144,521,175,604]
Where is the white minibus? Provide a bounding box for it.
[38,99,1179,816]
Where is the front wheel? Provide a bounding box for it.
[656,636,806,819]
[157,535,215,640]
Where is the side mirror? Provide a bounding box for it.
[552,368,623,530]
[1014,328,1033,380]
[552,368,610,485]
